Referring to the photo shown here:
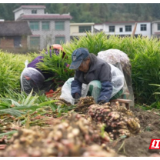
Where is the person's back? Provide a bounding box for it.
[20,44,65,94]
[27,55,54,80]
[27,55,43,72]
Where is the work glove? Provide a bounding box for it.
[74,93,81,104]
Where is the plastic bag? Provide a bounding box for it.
[60,78,89,105]
[60,78,75,104]
[20,67,45,94]
[113,62,130,98]
[97,49,130,67]
[25,60,29,68]
[97,49,134,106]
[109,63,124,97]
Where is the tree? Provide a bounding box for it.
[0,3,160,22]
[151,3,160,19]
[68,4,80,22]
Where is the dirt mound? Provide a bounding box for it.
[110,107,160,157]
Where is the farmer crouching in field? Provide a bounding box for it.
[60,48,125,104]
[20,44,66,95]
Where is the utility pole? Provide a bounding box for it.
[131,22,137,37]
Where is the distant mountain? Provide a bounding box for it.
[0,3,160,23]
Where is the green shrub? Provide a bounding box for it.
[1,32,160,106]
[0,50,37,96]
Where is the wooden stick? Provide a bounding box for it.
[131,23,137,37]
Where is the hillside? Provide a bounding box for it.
[0,3,160,23]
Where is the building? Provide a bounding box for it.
[13,5,72,50]
[0,21,32,53]
[151,21,160,38]
[70,23,94,40]
[94,21,152,38]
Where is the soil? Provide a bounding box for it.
[1,104,160,157]
[109,107,160,157]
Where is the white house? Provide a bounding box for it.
[151,21,160,38]
[94,21,152,38]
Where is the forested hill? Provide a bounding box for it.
[1,3,160,23]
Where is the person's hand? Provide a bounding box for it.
[75,93,80,99]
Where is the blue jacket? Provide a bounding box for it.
[71,58,113,103]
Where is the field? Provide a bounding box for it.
[0,101,160,157]
[0,32,160,157]
[111,107,160,157]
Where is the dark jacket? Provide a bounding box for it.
[71,57,113,103]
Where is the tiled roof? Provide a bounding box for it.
[106,21,151,23]
[17,14,72,20]
[30,35,40,37]
[0,21,32,36]
[95,21,151,25]
[55,34,65,37]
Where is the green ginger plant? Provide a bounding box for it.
[1,32,160,106]
[37,50,74,88]
[63,32,160,105]
[0,50,38,96]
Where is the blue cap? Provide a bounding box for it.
[69,48,89,70]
